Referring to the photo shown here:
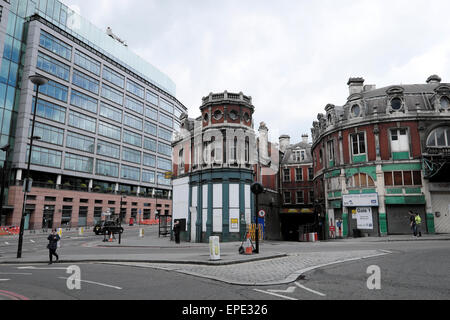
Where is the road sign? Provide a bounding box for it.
[165,171,173,179]
[258,210,266,218]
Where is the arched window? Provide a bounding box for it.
[245,137,249,163]
[426,127,450,147]
[178,149,184,175]
[347,173,375,188]
[232,136,237,162]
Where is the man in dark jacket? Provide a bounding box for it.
[47,229,60,264]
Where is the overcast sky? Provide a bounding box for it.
[63,0,450,143]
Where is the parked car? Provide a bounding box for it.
[93,220,124,235]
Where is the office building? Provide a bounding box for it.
[0,0,186,229]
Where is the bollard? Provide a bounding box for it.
[209,236,221,261]
[138,228,144,238]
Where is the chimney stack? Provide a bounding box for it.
[301,134,309,144]
[348,77,365,95]
[279,135,290,153]
[258,122,269,161]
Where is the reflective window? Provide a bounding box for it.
[158,127,172,142]
[440,97,450,109]
[101,84,123,105]
[158,142,172,157]
[144,137,157,152]
[70,89,98,114]
[122,146,141,164]
[143,153,156,167]
[157,157,172,171]
[35,80,68,102]
[32,98,66,123]
[74,50,101,75]
[68,110,96,133]
[30,121,64,146]
[125,96,144,114]
[64,153,93,173]
[98,120,121,141]
[426,127,450,147]
[99,102,122,123]
[72,69,99,94]
[142,170,155,183]
[160,98,174,114]
[96,159,119,178]
[146,91,158,105]
[145,107,158,121]
[144,121,157,136]
[174,107,183,119]
[390,98,403,111]
[123,129,142,147]
[121,164,140,181]
[39,30,72,61]
[157,173,171,186]
[37,51,70,81]
[97,140,120,159]
[102,66,125,88]
[66,131,95,153]
[27,145,62,168]
[126,79,144,99]
[351,132,366,155]
[124,112,143,131]
[159,113,173,128]
[351,104,360,117]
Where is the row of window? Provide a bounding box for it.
[326,170,422,192]
[30,118,171,162]
[283,190,314,205]
[38,30,183,116]
[27,145,171,185]
[36,78,174,129]
[283,167,314,182]
[33,97,173,144]
[320,126,450,167]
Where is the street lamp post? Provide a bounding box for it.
[17,75,48,259]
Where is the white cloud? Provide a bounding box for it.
[63,0,450,142]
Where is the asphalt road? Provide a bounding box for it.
[0,241,449,301]
[254,241,450,300]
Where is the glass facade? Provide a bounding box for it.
[72,69,99,94]
[1,0,186,201]
[70,89,98,114]
[66,131,95,153]
[36,51,70,81]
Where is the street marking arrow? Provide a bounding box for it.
[268,286,296,294]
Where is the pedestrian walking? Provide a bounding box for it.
[47,229,60,264]
[173,220,181,244]
[408,210,417,237]
[415,213,422,237]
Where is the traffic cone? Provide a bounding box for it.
[109,233,113,242]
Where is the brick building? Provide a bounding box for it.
[171,92,280,242]
[311,76,450,237]
[278,134,315,240]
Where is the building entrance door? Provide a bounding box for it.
[42,205,55,230]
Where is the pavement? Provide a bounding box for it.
[1,226,449,286]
